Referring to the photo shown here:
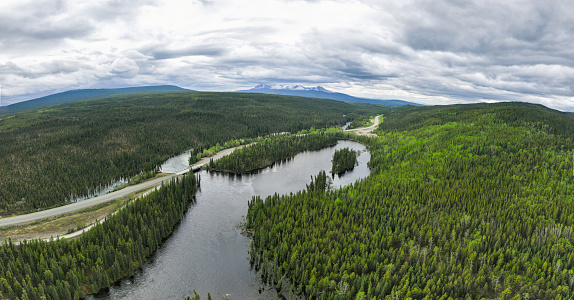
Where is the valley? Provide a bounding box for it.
[0,91,573,299]
[0,91,384,216]
[4,0,573,299]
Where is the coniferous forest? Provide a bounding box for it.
[206,132,343,173]
[247,102,574,299]
[3,96,574,299]
[0,172,199,299]
[331,147,359,175]
[0,92,384,215]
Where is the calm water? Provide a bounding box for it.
[159,149,193,173]
[90,140,370,300]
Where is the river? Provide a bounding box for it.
[90,140,370,300]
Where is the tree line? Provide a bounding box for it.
[331,147,359,175]
[247,103,574,299]
[205,133,343,174]
[0,172,199,299]
[0,91,385,215]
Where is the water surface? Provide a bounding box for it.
[159,149,193,173]
[91,140,369,300]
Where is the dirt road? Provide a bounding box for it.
[345,115,381,136]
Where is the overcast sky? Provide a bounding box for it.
[1,0,574,111]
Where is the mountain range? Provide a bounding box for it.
[235,84,422,107]
[0,85,189,115]
[0,84,421,116]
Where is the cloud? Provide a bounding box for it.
[111,57,139,75]
[0,1,94,54]
[144,45,228,60]
[1,0,574,111]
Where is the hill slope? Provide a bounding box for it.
[236,84,421,107]
[0,85,189,115]
[0,91,385,215]
[381,101,574,139]
[248,101,574,299]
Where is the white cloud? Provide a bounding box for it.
[1,0,574,111]
[111,58,140,74]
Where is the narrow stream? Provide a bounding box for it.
[90,140,370,300]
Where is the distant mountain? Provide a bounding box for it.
[0,85,190,115]
[235,84,422,107]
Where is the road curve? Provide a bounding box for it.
[0,120,376,229]
[345,115,381,136]
[0,147,238,228]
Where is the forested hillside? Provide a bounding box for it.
[379,102,574,139]
[247,102,574,299]
[0,85,189,116]
[0,92,385,215]
[0,172,199,299]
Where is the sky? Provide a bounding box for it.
[1,0,574,111]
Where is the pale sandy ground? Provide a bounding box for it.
[345,115,381,136]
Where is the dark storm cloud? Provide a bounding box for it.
[331,59,397,80]
[297,28,404,83]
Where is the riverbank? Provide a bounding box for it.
[1,118,380,240]
[0,145,243,241]
[89,140,371,299]
[0,172,200,300]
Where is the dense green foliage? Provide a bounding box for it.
[189,138,251,166]
[0,172,199,299]
[331,147,359,174]
[380,102,574,140]
[206,133,342,173]
[347,115,375,130]
[306,171,331,194]
[0,91,384,215]
[247,103,574,299]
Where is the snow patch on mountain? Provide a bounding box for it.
[253,84,333,93]
[236,84,422,107]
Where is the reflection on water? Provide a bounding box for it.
[73,149,193,203]
[69,178,128,203]
[341,121,352,130]
[90,141,370,300]
[159,149,193,173]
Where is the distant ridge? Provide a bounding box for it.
[0,85,190,115]
[235,84,422,107]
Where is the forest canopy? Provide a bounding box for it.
[0,172,199,299]
[5,97,574,299]
[331,147,359,174]
[247,102,574,299]
[206,132,346,174]
[0,91,385,215]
